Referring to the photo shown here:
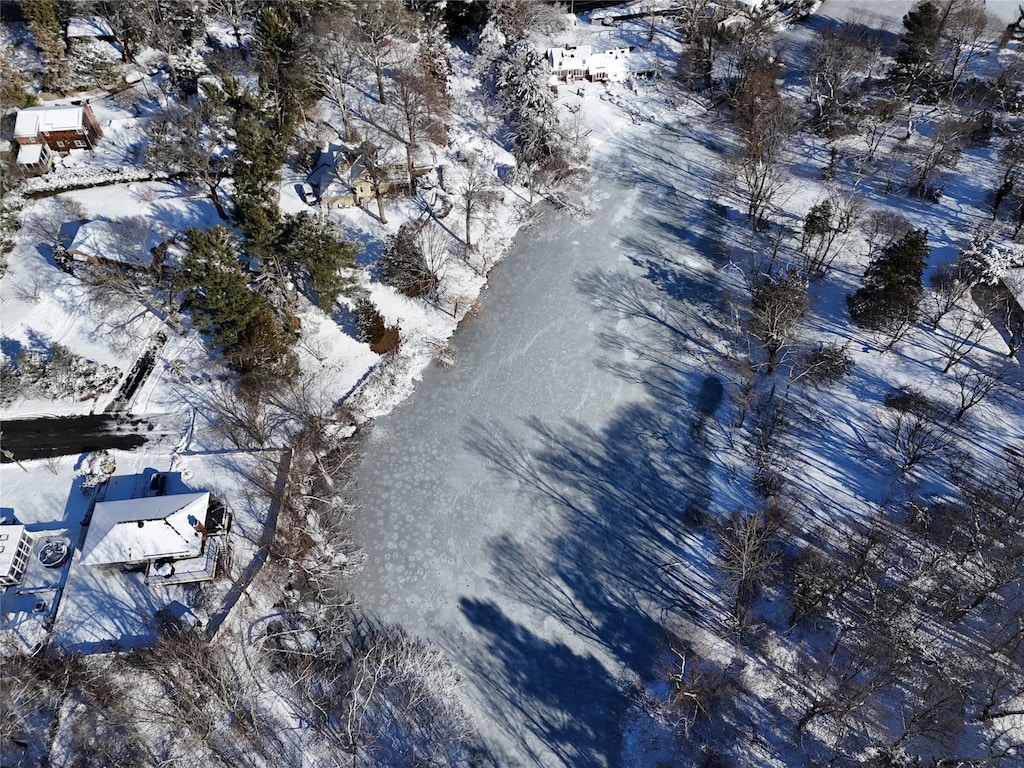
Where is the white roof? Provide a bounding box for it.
[588,47,631,79]
[66,219,165,264]
[549,45,593,71]
[1004,267,1024,308]
[66,16,114,38]
[14,106,85,138]
[16,143,43,164]
[0,525,30,577]
[81,492,209,567]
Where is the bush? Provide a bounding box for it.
[798,342,854,386]
[354,298,400,354]
[883,385,936,416]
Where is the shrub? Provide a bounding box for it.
[354,297,400,354]
[798,342,854,386]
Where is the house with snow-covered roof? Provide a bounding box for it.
[549,45,594,82]
[547,45,637,85]
[315,142,433,209]
[81,492,211,570]
[64,219,170,268]
[13,104,103,153]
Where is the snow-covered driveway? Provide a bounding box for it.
[352,113,729,767]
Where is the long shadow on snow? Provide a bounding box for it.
[461,399,726,766]
[455,119,733,766]
[458,597,627,768]
[460,244,730,765]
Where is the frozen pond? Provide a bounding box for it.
[352,115,729,766]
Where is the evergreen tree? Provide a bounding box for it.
[895,1,943,81]
[380,222,437,299]
[177,226,261,351]
[253,0,313,140]
[227,305,298,383]
[848,229,930,332]
[280,214,359,311]
[231,88,283,201]
[23,0,68,92]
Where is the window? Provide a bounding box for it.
[56,141,66,148]
[74,140,86,148]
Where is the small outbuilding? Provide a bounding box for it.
[65,16,116,43]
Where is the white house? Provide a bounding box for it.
[547,45,634,84]
[81,492,211,568]
[549,45,594,81]
[0,526,33,588]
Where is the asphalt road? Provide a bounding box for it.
[0,414,156,462]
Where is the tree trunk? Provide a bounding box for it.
[376,192,387,224]
[206,182,229,221]
[339,92,353,143]
[375,62,386,104]
[405,143,416,195]
[465,205,472,249]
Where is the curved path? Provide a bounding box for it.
[352,115,729,766]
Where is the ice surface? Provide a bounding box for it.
[353,112,729,766]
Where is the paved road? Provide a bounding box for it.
[0,414,156,462]
[352,115,728,766]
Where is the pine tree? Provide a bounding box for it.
[228,305,298,383]
[380,222,437,299]
[177,226,261,351]
[848,228,930,332]
[895,1,943,82]
[23,0,68,92]
[280,213,359,310]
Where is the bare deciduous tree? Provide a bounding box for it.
[951,363,1009,420]
[207,0,256,55]
[861,209,914,258]
[304,15,360,142]
[456,153,499,252]
[937,305,989,373]
[389,56,447,195]
[146,99,232,220]
[885,407,949,473]
[716,506,783,626]
[353,1,413,105]
[938,0,1001,93]
[807,16,883,134]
